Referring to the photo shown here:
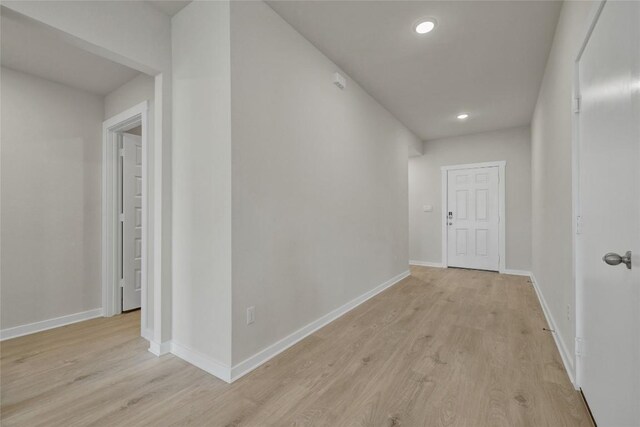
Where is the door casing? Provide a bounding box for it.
[441,161,506,272]
[572,0,607,390]
[102,101,149,339]
[571,0,631,392]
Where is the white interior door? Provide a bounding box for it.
[122,133,142,311]
[577,1,640,425]
[446,166,500,271]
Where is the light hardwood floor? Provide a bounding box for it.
[1,267,592,426]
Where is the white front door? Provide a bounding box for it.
[446,166,500,271]
[577,1,640,425]
[122,133,142,311]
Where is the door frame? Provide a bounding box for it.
[572,0,608,390]
[441,161,506,272]
[102,101,149,338]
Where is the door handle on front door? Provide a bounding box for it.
[602,251,632,269]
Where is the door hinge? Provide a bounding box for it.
[119,278,125,288]
[119,213,125,222]
[119,148,125,157]
[573,95,581,114]
[575,337,584,357]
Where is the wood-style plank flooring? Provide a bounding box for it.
[0,267,592,426]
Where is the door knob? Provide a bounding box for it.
[602,251,632,269]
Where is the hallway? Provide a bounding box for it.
[0,267,591,426]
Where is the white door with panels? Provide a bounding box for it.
[122,134,142,311]
[577,1,639,425]
[446,166,500,271]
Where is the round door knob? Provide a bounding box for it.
[602,251,632,269]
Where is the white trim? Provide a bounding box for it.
[501,269,532,277]
[571,0,607,391]
[529,274,577,388]
[440,161,506,172]
[152,74,165,346]
[102,101,150,341]
[498,163,506,273]
[167,271,411,383]
[148,340,171,356]
[228,270,411,382]
[575,1,607,63]
[441,169,448,269]
[0,309,103,341]
[440,161,507,273]
[170,341,231,383]
[409,260,446,268]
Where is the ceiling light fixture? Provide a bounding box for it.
[457,113,469,120]
[415,19,436,34]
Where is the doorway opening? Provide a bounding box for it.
[102,102,149,337]
[440,161,506,272]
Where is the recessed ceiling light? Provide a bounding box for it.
[415,20,436,34]
[457,113,469,120]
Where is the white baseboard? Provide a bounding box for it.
[409,260,445,268]
[170,341,231,383]
[148,339,171,356]
[501,269,532,276]
[0,308,103,341]
[228,270,411,382]
[529,273,576,388]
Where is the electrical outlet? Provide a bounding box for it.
[566,304,571,321]
[247,306,255,325]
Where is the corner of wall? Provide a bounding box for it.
[171,0,233,368]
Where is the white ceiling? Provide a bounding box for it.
[268,1,562,141]
[147,1,191,17]
[1,11,141,96]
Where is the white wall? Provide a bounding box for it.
[171,1,233,366]
[1,67,104,329]
[2,1,170,75]
[408,137,424,158]
[104,73,154,120]
[531,1,596,375]
[2,1,174,345]
[409,126,532,271]
[229,1,420,365]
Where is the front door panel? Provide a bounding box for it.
[447,167,499,271]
